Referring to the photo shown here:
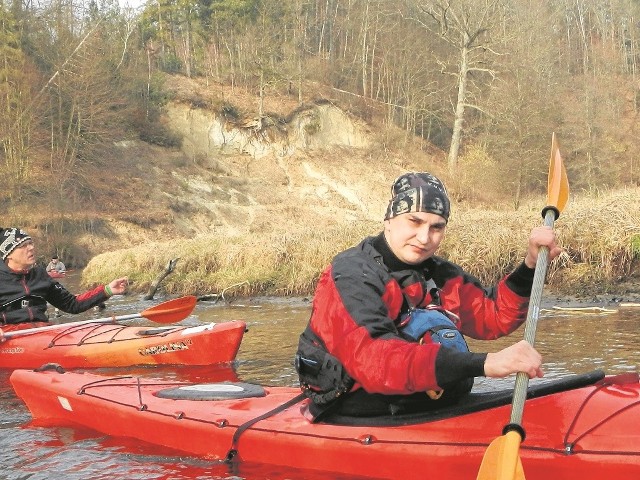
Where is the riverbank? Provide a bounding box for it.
[81,187,640,300]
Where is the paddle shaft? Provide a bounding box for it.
[1,296,197,340]
[2,313,143,339]
[509,208,556,426]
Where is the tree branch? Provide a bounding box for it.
[144,258,180,300]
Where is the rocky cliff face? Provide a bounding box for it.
[149,98,431,238]
[168,102,370,159]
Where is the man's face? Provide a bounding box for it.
[384,211,446,265]
[7,240,36,270]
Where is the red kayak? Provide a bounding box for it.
[47,270,66,278]
[0,320,246,368]
[10,368,639,479]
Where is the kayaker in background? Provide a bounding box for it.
[296,172,562,419]
[46,255,66,274]
[0,227,128,337]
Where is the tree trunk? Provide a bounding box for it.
[447,39,469,172]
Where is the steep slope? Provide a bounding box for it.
[112,77,441,239]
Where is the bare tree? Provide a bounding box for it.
[403,0,506,171]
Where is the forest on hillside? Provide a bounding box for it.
[2,0,640,212]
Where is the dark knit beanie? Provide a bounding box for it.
[384,172,450,222]
[1,228,33,260]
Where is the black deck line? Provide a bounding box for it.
[318,370,606,427]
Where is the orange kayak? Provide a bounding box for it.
[10,368,639,479]
[0,320,246,368]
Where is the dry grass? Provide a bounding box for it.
[550,188,640,293]
[442,188,640,294]
[82,187,640,298]
[83,221,378,297]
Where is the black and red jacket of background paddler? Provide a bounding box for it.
[0,261,109,325]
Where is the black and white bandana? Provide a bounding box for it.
[1,228,32,260]
[384,172,450,221]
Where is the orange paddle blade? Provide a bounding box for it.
[547,132,569,213]
[140,295,197,324]
[477,430,526,480]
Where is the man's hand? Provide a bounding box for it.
[484,340,544,379]
[524,225,562,269]
[108,277,129,296]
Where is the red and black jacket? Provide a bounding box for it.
[297,233,535,396]
[0,262,109,325]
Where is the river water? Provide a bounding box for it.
[1,272,638,479]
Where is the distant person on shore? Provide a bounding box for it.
[46,255,66,274]
[0,227,128,336]
[295,172,561,419]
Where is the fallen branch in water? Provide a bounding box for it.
[144,258,180,301]
[197,280,250,304]
[544,305,617,314]
[620,302,640,308]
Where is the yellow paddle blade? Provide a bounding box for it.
[477,430,525,480]
[547,132,569,213]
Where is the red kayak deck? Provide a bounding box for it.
[10,369,639,479]
[0,320,246,368]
